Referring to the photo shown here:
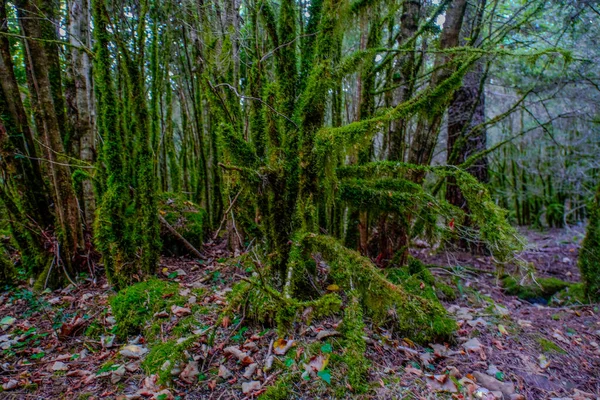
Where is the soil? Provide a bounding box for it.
[0,228,598,400]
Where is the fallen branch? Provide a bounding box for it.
[158,214,203,259]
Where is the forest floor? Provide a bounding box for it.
[0,228,598,400]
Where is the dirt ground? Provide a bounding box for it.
[0,228,598,400]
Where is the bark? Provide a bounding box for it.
[408,0,469,170]
[67,0,96,229]
[388,0,421,162]
[17,0,84,268]
[0,0,51,226]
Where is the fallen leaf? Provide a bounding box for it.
[2,379,18,390]
[171,305,192,317]
[243,363,258,379]
[224,346,254,365]
[538,354,550,369]
[111,365,126,384]
[180,361,199,384]
[242,380,261,394]
[405,366,422,376]
[51,361,69,371]
[218,365,232,379]
[119,345,148,359]
[425,374,457,392]
[463,338,483,352]
[273,338,295,355]
[498,325,508,335]
[326,284,340,292]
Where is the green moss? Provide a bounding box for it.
[304,234,456,343]
[339,294,368,393]
[502,275,571,302]
[387,258,456,301]
[259,374,294,400]
[579,184,600,301]
[551,283,587,305]
[142,338,193,384]
[536,337,566,354]
[84,321,104,339]
[109,278,185,338]
[159,192,207,256]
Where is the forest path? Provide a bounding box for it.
[0,229,598,399]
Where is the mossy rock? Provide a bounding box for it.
[159,192,207,256]
[502,275,571,303]
[110,278,186,338]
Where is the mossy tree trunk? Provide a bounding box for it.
[17,0,84,278]
[579,182,600,301]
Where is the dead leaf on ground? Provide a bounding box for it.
[425,374,458,393]
[273,338,295,355]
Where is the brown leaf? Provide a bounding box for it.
[273,338,295,356]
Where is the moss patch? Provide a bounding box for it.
[535,337,567,354]
[110,278,185,338]
[502,275,571,303]
[141,338,194,383]
[387,258,456,301]
[159,192,207,256]
[551,283,587,305]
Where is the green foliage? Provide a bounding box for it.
[109,278,185,338]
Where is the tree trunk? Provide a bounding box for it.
[68,0,96,230]
[17,0,84,270]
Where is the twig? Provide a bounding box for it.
[213,190,243,240]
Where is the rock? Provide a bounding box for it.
[2,379,18,390]
[242,381,261,394]
[106,316,117,325]
[120,345,148,359]
[472,371,515,397]
[175,269,187,276]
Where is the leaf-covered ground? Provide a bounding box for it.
[0,229,598,400]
